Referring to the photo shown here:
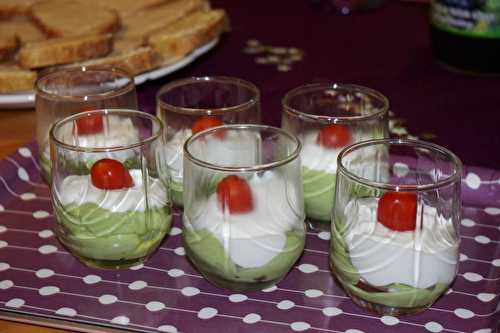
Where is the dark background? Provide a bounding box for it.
[139,0,500,170]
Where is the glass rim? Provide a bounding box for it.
[184,124,302,172]
[49,109,163,153]
[156,76,260,115]
[35,66,135,102]
[282,83,389,124]
[337,138,463,191]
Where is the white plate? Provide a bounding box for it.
[0,38,219,109]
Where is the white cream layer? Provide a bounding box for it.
[164,129,262,183]
[46,116,140,161]
[300,131,340,173]
[187,171,303,268]
[57,170,168,213]
[343,198,459,289]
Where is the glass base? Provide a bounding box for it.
[185,248,281,292]
[330,265,432,316]
[198,270,279,292]
[307,217,331,232]
[73,253,149,270]
[345,288,431,316]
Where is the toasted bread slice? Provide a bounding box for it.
[0,0,39,17]
[30,0,119,37]
[148,10,226,61]
[113,37,144,53]
[0,17,46,44]
[0,64,37,92]
[121,0,209,41]
[0,35,18,61]
[18,34,112,68]
[85,0,170,18]
[73,47,159,76]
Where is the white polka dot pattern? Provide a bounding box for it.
[128,280,147,290]
[0,154,498,333]
[56,307,77,316]
[111,315,129,325]
[83,275,101,284]
[277,300,295,310]
[243,313,261,324]
[290,321,310,331]
[425,321,443,332]
[197,307,217,319]
[229,294,247,303]
[6,298,24,308]
[146,301,165,312]
[39,286,59,296]
[158,325,178,332]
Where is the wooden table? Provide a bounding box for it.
[0,109,72,333]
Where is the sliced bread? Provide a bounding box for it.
[121,0,209,41]
[113,37,144,53]
[73,47,159,76]
[0,64,37,92]
[30,0,119,37]
[85,0,170,18]
[18,34,112,68]
[0,0,39,17]
[0,17,46,44]
[148,9,227,61]
[0,35,18,61]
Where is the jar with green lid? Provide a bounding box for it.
[430,0,500,73]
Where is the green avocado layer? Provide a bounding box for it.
[170,179,183,207]
[330,217,449,309]
[55,203,171,264]
[184,228,305,288]
[39,153,51,183]
[303,167,336,223]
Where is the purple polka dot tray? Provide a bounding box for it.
[0,144,499,333]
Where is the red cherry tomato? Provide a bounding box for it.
[76,113,103,135]
[216,175,253,214]
[191,116,225,139]
[90,159,134,190]
[316,124,352,149]
[377,191,417,231]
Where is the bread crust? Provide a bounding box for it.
[18,34,112,69]
[30,0,119,37]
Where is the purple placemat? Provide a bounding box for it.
[0,143,499,333]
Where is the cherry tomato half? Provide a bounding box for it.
[216,175,253,214]
[377,191,417,231]
[76,113,103,135]
[316,124,351,149]
[191,116,225,139]
[90,159,134,190]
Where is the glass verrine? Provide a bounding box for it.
[36,66,138,182]
[331,139,462,315]
[50,109,172,269]
[156,76,261,208]
[282,83,389,231]
[183,124,305,291]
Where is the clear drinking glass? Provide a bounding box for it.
[36,66,137,182]
[331,139,462,315]
[156,76,261,208]
[282,83,389,231]
[50,109,172,269]
[183,124,305,291]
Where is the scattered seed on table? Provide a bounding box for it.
[289,54,304,62]
[255,57,269,64]
[277,64,291,72]
[247,39,260,47]
[267,55,280,63]
[270,47,287,55]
